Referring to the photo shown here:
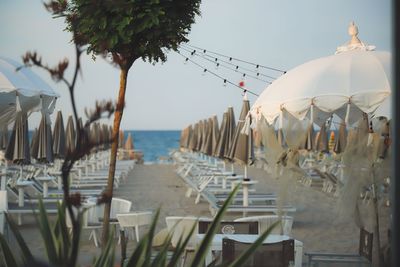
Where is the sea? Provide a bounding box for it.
[123,130,180,164]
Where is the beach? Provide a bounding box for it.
[6,162,390,266]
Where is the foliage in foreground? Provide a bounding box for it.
[0,186,278,267]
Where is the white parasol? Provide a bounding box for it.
[251,22,391,127]
[0,57,59,126]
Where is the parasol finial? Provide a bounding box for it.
[335,21,376,54]
[348,21,361,45]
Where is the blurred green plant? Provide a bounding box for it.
[0,186,279,267]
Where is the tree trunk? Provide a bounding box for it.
[101,67,129,247]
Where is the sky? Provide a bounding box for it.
[0,0,392,130]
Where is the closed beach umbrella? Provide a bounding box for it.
[34,111,54,163]
[334,120,347,154]
[196,120,204,151]
[124,133,134,150]
[214,112,228,158]
[180,126,190,149]
[227,95,254,172]
[188,123,198,151]
[223,107,236,159]
[315,122,328,152]
[65,115,76,156]
[0,125,8,150]
[303,123,315,151]
[53,110,65,158]
[201,119,209,154]
[210,115,220,155]
[5,110,30,164]
[277,128,286,148]
[30,128,39,158]
[202,118,213,155]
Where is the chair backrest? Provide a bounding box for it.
[198,221,258,235]
[117,211,152,228]
[110,198,132,218]
[222,238,295,267]
[96,197,132,220]
[359,228,373,262]
[165,216,202,249]
[235,215,293,236]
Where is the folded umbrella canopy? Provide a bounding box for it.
[65,115,76,156]
[34,109,54,163]
[202,117,213,156]
[124,133,134,151]
[188,123,198,151]
[30,128,39,158]
[5,96,30,164]
[223,107,236,159]
[53,110,66,159]
[196,120,204,152]
[214,111,228,158]
[0,125,8,150]
[227,95,254,175]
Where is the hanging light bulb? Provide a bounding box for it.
[184,57,189,65]
[223,79,227,87]
[215,62,220,70]
[202,69,207,76]
[235,66,239,72]
[190,50,196,57]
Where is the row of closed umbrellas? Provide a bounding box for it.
[1,110,113,165]
[180,96,254,167]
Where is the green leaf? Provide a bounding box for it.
[4,213,34,264]
[37,199,59,265]
[0,232,19,267]
[143,209,160,266]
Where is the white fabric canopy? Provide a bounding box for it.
[251,50,391,126]
[0,57,59,126]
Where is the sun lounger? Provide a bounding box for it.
[200,189,296,216]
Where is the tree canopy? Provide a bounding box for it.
[52,0,201,69]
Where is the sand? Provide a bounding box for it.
[4,162,390,266]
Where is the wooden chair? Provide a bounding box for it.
[222,238,295,267]
[198,221,259,235]
[305,228,373,266]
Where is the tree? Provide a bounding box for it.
[53,0,201,246]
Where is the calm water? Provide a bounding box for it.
[123,130,180,163]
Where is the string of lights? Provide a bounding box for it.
[180,46,279,81]
[179,46,272,84]
[182,43,286,73]
[176,50,260,97]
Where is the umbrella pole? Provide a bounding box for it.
[244,165,247,179]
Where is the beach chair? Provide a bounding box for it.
[66,203,102,247]
[234,215,294,236]
[222,238,295,267]
[305,228,373,267]
[117,211,152,242]
[200,189,296,216]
